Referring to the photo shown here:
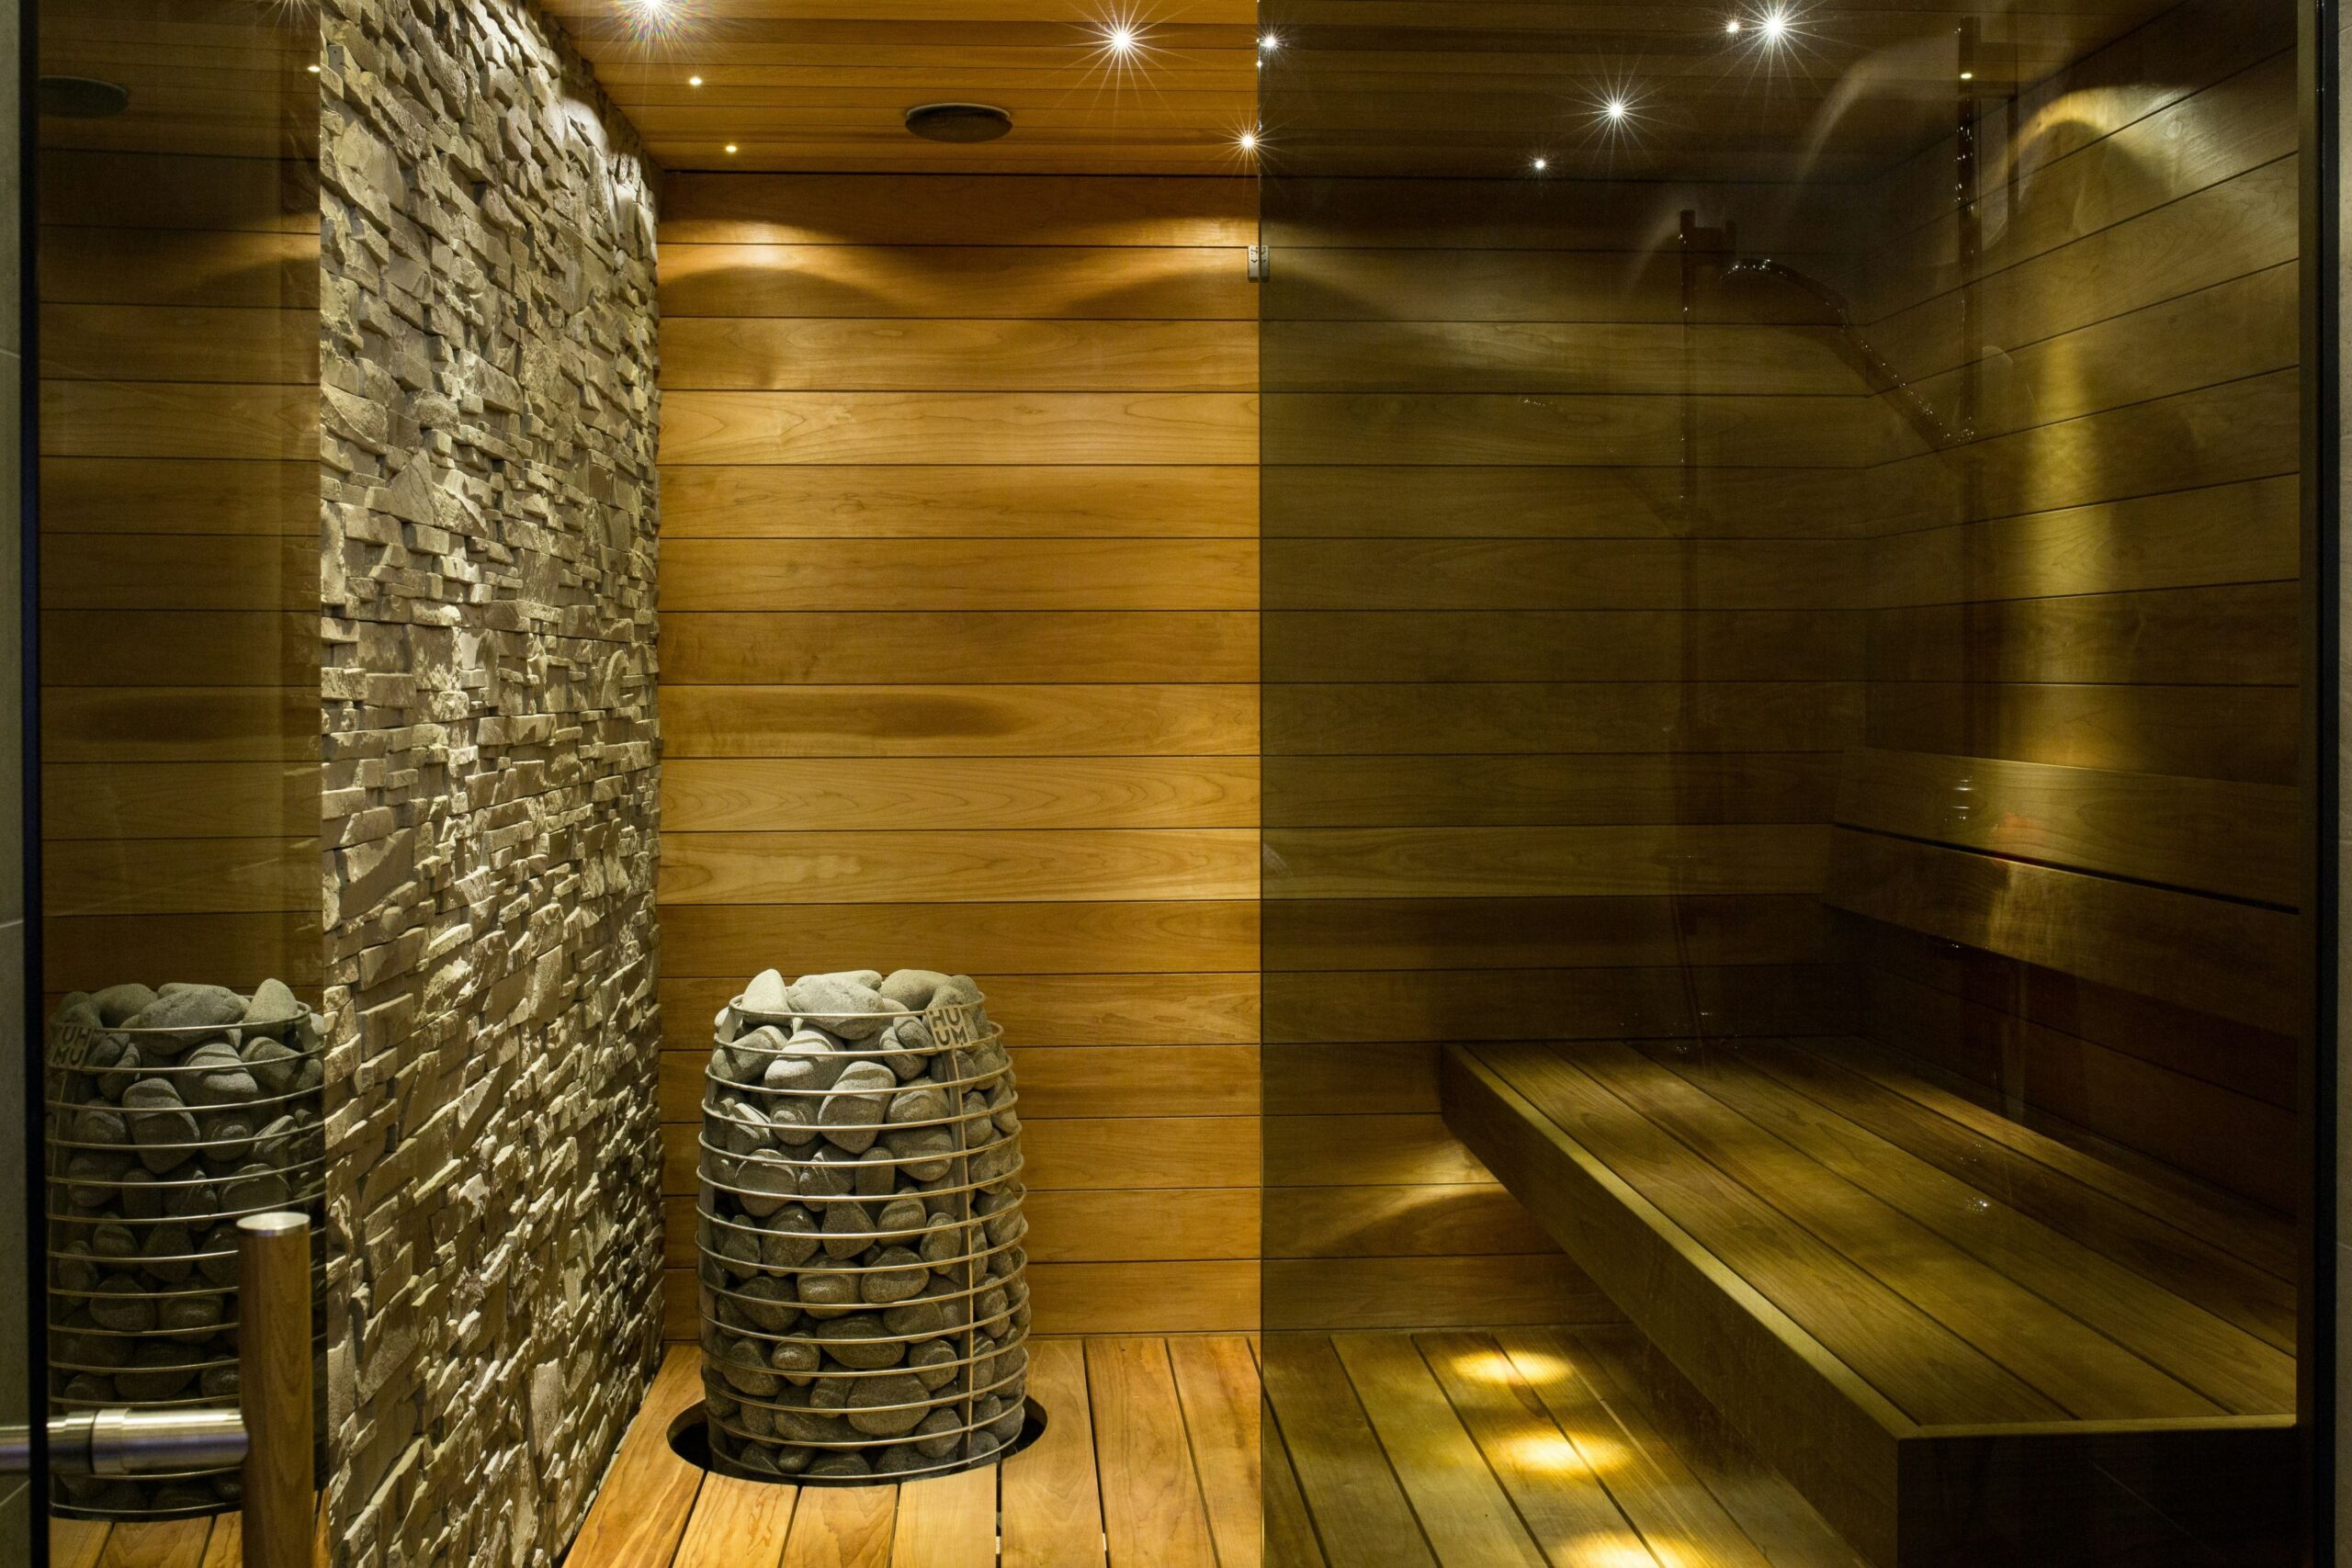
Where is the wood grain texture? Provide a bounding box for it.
[37,143,320,999]
[664,611,1260,685]
[662,390,1257,466]
[569,1334,1865,1568]
[887,1468,996,1568]
[1333,1333,1548,1567]
[658,175,1259,1337]
[672,1475,796,1568]
[566,1348,706,1568]
[1834,20,2308,1219]
[1166,1336,1264,1568]
[1001,1337,1108,1568]
[1085,1338,1221,1567]
[782,1485,898,1568]
[1826,829,2300,1035]
[662,464,1258,539]
[1836,749,2298,907]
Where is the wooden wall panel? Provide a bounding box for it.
[655,173,1262,1336]
[37,148,319,995]
[1831,5,2303,1207]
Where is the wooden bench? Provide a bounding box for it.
[1442,1035,2299,1568]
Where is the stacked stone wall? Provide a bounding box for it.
[315,0,663,1558]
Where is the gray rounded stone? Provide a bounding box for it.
[814,1313,904,1371]
[820,1202,873,1260]
[74,1101,129,1147]
[90,1278,154,1333]
[879,969,949,1010]
[883,1296,948,1341]
[789,976,889,1039]
[818,1062,896,1153]
[241,1038,300,1096]
[861,1247,928,1305]
[759,1206,820,1270]
[121,1077,200,1174]
[741,968,792,1018]
[910,1339,959,1391]
[124,986,245,1044]
[731,1276,800,1333]
[734,1152,797,1217]
[768,1339,821,1384]
[882,1125,956,1182]
[797,1270,859,1318]
[141,1223,196,1284]
[89,984,158,1028]
[241,979,303,1040]
[847,1372,928,1437]
[184,1041,259,1106]
[911,1407,962,1459]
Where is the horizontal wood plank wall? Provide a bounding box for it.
[656,174,1264,1336]
[1254,175,1892,1332]
[1828,0,2302,1211]
[37,146,321,997]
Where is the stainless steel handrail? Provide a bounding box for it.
[0,1406,250,1475]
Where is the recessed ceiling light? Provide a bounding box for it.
[1724,16,1741,31]
[1604,96,1628,120]
[906,103,1014,141]
[1530,155,1548,172]
[1259,33,1279,49]
[307,63,322,73]
[1759,8,1790,42]
[1237,129,1258,151]
[1106,23,1137,52]
[689,74,704,86]
[724,142,738,153]
[1958,69,1973,80]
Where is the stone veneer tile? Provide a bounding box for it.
[315,0,663,1561]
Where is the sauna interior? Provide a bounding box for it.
[2,0,2340,1562]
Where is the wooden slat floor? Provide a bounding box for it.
[567,1332,1866,1568]
[47,1493,329,1568]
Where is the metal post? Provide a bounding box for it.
[238,1211,312,1568]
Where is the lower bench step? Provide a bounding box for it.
[1441,1039,2298,1567]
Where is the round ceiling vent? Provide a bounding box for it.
[904,103,1013,143]
[39,76,130,119]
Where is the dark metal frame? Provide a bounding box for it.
[19,0,46,1547]
[2303,0,2341,1560]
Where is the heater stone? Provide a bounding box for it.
[42,982,326,1519]
[701,967,1028,1484]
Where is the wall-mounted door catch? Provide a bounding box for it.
[1247,244,1269,281]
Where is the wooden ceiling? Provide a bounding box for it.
[548,0,2197,178]
[544,0,1261,173]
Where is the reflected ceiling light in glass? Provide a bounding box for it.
[1530,155,1549,173]
[1259,32,1280,49]
[1724,16,1741,30]
[1759,6,1791,42]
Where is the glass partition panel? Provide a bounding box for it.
[28,0,322,1553]
[1257,2,2308,1562]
